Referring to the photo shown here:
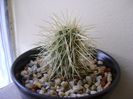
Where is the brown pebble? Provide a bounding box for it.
[104,82,111,89]
[105,68,111,72]
[101,76,107,87]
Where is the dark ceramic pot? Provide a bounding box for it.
[11,48,120,99]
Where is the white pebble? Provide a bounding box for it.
[61,81,68,88]
[97,85,103,92]
[21,70,28,76]
[70,94,77,97]
[97,60,103,65]
[39,90,44,94]
[27,67,32,73]
[96,76,102,81]
[95,81,100,86]
[90,91,97,94]
[73,85,83,93]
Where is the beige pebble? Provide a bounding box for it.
[90,64,97,70]
[65,89,73,96]
[73,85,83,93]
[86,76,92,82]
[34,82,42,88]
[25,83,33,89]
[61,81,68,88]
[84,84,89,89]
[91,85,96,90]
[48,90,57,96]
[107,72,112,82]
[55,78,61,85]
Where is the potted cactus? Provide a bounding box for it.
[11,16,120,99]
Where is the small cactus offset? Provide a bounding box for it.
[37,16,97,80]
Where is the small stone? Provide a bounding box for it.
[78,90,83,94]
[43,74,49,82]
[70,94,77,97]
[39,77,45,83]
[58,92,65,97]
[97,85,103,92]
[41,87,47,93]
[37,73,42,78]
[86,88,90,93]
[86,76,92,82]
[65,90,72,96]
[105,68,111,72]
[95,81,100,86]
[21,70,28,76]
[91,85,96,90]
[23,75,29,79]
[84,84,89,89]
[25,83,33,89]
[73,85,83,93]
[104,72,108,77]
[96,76,102,82]
[77,80,83,86]
[56,87,64,92]
[28,60,34,67]
[107,72,112,82]
[27,67,32,73]
[98,66,106,74]
[29,80,34,84]
[69,80,75,87]
[90,91,97,94]
[76,94,83,97]
[101,76,107,87]
[97,60,103,65]
[32,65,37,71]
[90,64,97,70]
[83,79,87,83]
[34,82,42,88]
[61,81,68,88]
[39,90,44,94]
[48,90,57,96]
[51,86,56,91]
[104,82,111,89]
[55,78,61,85]
[33,74,37,78]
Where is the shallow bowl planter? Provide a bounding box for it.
[11,47,120,99]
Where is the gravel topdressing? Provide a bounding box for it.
[20,58,112,97]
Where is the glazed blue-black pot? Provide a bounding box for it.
[11,48,120,99]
